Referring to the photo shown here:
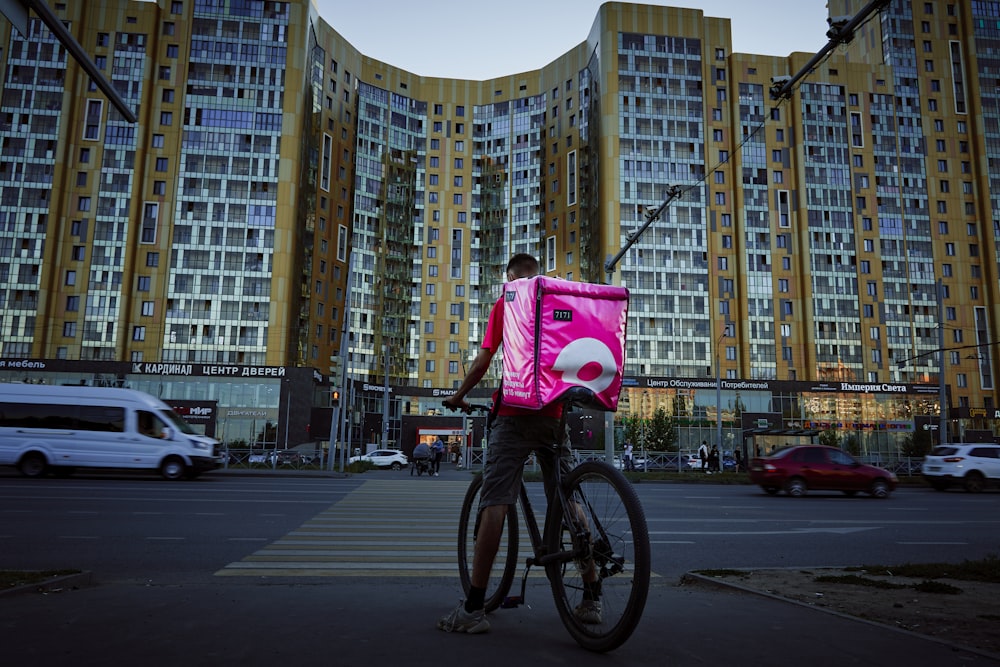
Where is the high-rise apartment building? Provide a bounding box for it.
[0,0,995,452]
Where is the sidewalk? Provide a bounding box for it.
[1,575,995,666]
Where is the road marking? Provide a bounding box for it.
[216,479,470,577]
[227,537,270,542]
[216,478,659,579]
[58,535,99,540]
[647,527,878,536]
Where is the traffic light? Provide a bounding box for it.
[329,356,342,380]
[331,389,340,407]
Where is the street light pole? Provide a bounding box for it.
[716,345,722,456]
[716,329,726,460]
[937,279,948,444]
[381,344,390,448]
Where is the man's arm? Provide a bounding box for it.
[443,346,495,410]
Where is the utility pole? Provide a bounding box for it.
[937,279,948,444]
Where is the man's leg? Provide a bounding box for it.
[437,503,508,634]
[470,504,508,588]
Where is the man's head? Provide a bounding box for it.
[506,253,539,281]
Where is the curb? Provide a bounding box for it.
[681,571,1000,662]
[0,571,94,599]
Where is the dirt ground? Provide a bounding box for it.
[687,568,1000,657]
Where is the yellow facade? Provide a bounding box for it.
[0,0,996,423]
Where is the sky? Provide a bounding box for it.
[316,0,831,80]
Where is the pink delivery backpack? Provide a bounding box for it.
[501,275,629,411]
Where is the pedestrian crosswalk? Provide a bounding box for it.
[215,479,530,578]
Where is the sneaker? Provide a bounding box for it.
[574,599,602,625]
[437,601,490,634]
[434,472,439,476]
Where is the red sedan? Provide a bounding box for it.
[749,445,897,498]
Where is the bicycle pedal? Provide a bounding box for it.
[500,595,524,608]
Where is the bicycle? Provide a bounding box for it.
[445,395,650,652]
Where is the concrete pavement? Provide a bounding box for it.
[1,573,997,666]
[1,466,994,665]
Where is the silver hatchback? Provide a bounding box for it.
[922,443,1000,492]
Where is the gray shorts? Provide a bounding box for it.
[478,415,574,509]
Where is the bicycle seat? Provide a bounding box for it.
[556,386,605,410]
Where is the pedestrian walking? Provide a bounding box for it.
[623,442,635,471]
[432,436,445,476]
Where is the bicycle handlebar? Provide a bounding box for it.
[442,385,603,415]
[441,400,492,415]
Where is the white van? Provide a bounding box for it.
[0,384,223,480]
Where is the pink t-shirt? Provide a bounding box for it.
[483,295,563,418]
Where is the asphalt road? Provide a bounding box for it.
[1,469,998,666]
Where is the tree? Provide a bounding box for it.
[901,428,933,458]
[646,407,677,451]
[621,414,644,451]
[818,429,839,448]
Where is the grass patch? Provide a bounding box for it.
[846,554,1000,584]
[692,568,749,578]
[912,579,963,595]
[813,574,909,589]
[0,570,80,589]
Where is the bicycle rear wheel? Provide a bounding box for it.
[457,474,519,613]
[543,461,650,652]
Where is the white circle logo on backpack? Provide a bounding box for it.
[551,338,617,394]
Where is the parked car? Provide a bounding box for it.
[683,454,704,471]
[349,449,408,470]
[749,445,897,498]
[272,450,302,465]
[922,443,1000,492]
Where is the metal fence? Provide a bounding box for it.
[219,447,927,476]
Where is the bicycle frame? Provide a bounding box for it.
[499,411,600,608]
[499,473,557,606]
[450,398,650,652]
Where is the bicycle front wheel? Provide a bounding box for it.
[457,474,519,613]
[544,461,650,652]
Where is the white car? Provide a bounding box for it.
[683,454,705,470]
[349,449,408,470]
[922,443,1000,493]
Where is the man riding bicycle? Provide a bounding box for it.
[438,253,602,634]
